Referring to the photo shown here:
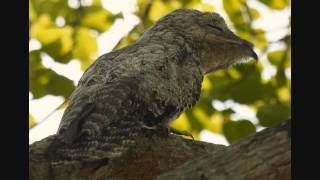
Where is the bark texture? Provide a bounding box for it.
[29,120,290,180]
[156,121,291,180]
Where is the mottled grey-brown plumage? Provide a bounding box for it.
[54,9,257,162]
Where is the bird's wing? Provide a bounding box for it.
[54,77,147,161]
[58,47,140,144]
[56,84,97,144]
[57,77,141,144]
[53,43,189,161]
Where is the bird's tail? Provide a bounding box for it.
[52,119,143,166]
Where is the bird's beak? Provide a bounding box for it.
[206,32,258,61]
[222,37,258,61]
[240,40,258,61]
[205,33,258,61]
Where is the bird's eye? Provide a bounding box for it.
[207,24,223,32]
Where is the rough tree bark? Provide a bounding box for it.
[29,120,290,180]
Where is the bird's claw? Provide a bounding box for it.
[169,127,194,140]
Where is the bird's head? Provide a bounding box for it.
[151,9,258,74]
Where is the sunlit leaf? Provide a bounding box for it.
[285,46,291,68]
[228,68,242,80]
[221,108,235,120]
[185,108,204,133]
[171,112,200,140]
[30,14,62,44]
[277,87,290,102]
[257,103,290,127]
[149,0,182,22]
[259,0,289,10]
[251,28,268,50]
[249,7,260,20]
[171,113,191,131]
[29,51,75,98]
[81,8,113,32]
[275,67,286,87]
[223,0,247,31]
[201,76,213,91]
[31,0,71,22]
[29,0,36,22]
[115,30,143,50]
[208,113,224,133]
[188,2,214,12]
[42,27,74,63]
[31,14,74,63]
[73,27,98,69]
[268,50,284,66]
[223,120,256,144]
[92,0,102,6]
[29,113,37,128]
[30,68,75,99]
[210,64,273,104]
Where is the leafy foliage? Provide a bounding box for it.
[223,120,256,143]
[29,51,75,99]
[29,114,37,128]
[257,103,290,126]
[29,0,291,144]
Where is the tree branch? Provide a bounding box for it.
[156,121,291,180]
[29,121,290,180]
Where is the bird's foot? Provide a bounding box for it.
[169,127,194,140]
[141,124,194,140]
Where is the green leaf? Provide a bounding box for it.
[185,108,204,133]
[29,0,36,22]
[221,108,235,117]
[29,51,75,99]
[268,50,284,66]
[258,0,290,10]
[251,28,268,50]
[195,96,215,116]
[277,86,291,103]
[29,113,37,128]
[46,72,75,97]
[187,2,214,12]
[73,27,98,70]
[81,6,114,32]
[211,64,273,104]
[30,14,74,63]
[115,30,143,50]
[249,7,260,20]
[149,0,182,22]
[206,71,233,102]
[29,68,75,99]
[171,113,191,132]
[257,103,290,127]
[223,120,256,144]
[30,14,61,44]
[31,0,71,20]
[223,0,247,31]
[285,46,291,68]
[275,67,287,87]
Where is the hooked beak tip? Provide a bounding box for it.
[251,50,258,61]
[241,40,258,61]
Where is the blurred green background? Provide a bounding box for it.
[29,0,291,145]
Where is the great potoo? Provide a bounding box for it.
[54,9,258,162]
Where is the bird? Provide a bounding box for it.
[53,9,258,162]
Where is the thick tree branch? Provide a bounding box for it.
[156,121,291,180]
[29,121,290,180]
